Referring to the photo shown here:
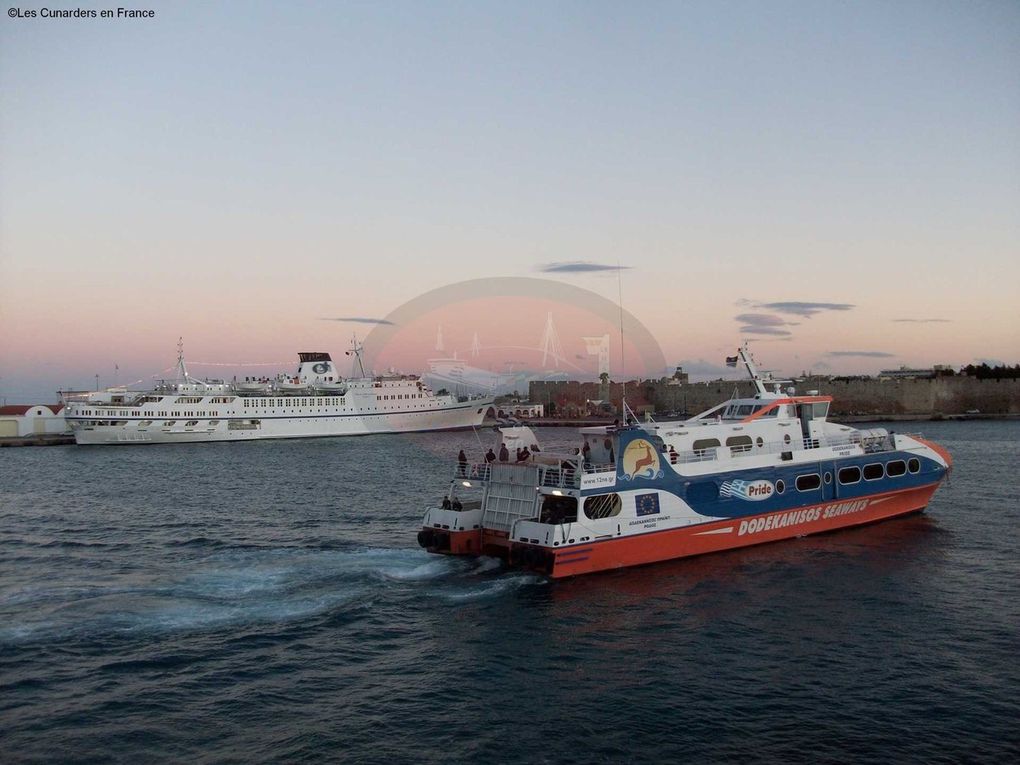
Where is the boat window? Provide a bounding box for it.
[583,494,622,520]
[775,479,785,494]
[908,458,920,474]
[756,436,764,448]
[838,466,861,484]
[539,495,577,524]
[726,435,753,454]
[811,402,830,418]
[692,438,720,455]
[863,463,883,481]
[886,460,907,477]
[796,474,821,491]
[760,407,777,417]
[737,405,754,416]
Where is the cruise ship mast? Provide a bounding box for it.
[346,335,368,378]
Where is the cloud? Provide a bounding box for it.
[739,325,793,337]
[812,360,833,370]
[317,317,396,325]
[761,301,855,317]
[734,313,793,327]
[538,261,631,273]
[826,351,896,358]
[892,318,951,323]
[735,312,798,338]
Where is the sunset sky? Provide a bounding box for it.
[1,1,1018,401]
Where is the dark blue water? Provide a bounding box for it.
[2,422,1018,764]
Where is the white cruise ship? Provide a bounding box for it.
[62,342,493,445]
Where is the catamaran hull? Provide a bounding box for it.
[509,482,940,578]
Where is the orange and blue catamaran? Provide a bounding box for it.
[418,344,951,578]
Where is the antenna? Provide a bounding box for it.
[617,262,627,418]
[738,341,768,397]
[175,337,191,382]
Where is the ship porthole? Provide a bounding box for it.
[756,436,764,448]
[783,433,791,444]
[775,480,785,494]
[824,472,832,484]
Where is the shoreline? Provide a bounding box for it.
[520,413,1020,428]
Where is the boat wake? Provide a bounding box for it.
[0,546,542,645]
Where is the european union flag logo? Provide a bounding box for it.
[635,493,660,517]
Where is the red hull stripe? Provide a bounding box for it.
[544,482,940,578]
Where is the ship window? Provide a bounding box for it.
[583,493,622,520]
[838,466,861,484]
[863,463,883,481]
[886,460,907,477]
[726,435,753,454]
[756,436,764,447]
[692,438,720,456]
[812,402,829,418]
[908,458,920,474]
[166,420,176,426]
[539,495,577,524]
[775,479,785,494]
[796,474,821,491]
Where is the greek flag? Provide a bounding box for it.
[719,480,748,498]
[725,355,739,367]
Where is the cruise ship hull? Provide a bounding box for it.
[70,403,488,445]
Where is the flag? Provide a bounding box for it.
[725,355,739,367]
[635,493,661,517]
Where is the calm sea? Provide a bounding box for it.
[1,421,1018,764]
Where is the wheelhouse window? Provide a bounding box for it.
[796,474,821,491]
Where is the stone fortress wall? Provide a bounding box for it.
[529,376,1020,417]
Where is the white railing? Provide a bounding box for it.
[666,433,894,466]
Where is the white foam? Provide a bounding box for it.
[441,574,546,602]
